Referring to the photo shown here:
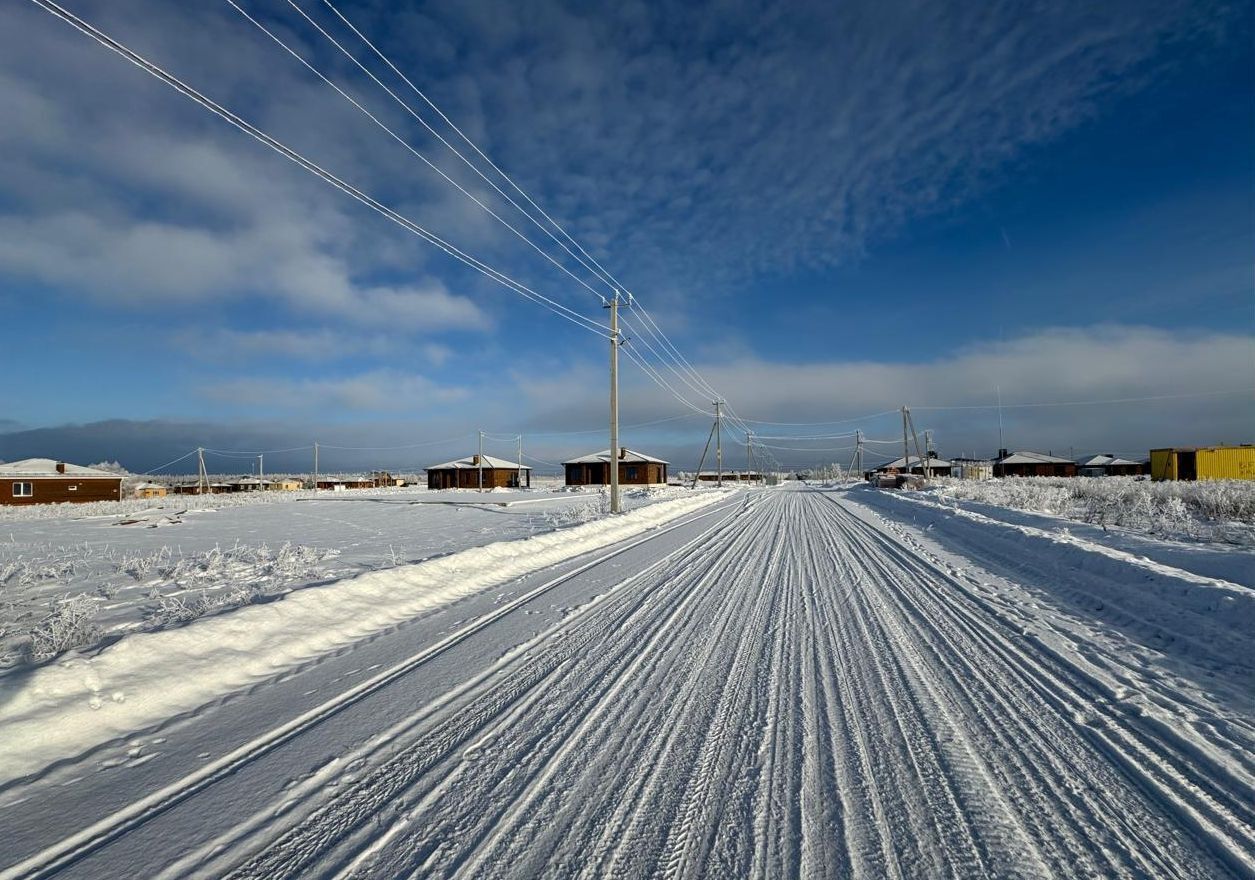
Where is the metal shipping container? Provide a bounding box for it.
[1150,446,1255,481]
[1197,446,1255,480]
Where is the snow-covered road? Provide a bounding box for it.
[3,487,1252,878]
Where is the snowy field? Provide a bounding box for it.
[1,482,1252,878]
[0,483,689,668]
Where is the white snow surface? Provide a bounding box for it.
[0,488,727,786]
[0,484,1252,878]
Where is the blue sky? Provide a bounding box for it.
[0,0,1251,473]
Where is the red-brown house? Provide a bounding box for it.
[563,448,669,486]
[0,459,123,505]
[426,454,532,490]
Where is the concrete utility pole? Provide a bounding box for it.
[478,430,484,493]
[197,447,208,495]
[517,435,524,489]
[258,454,264,484]
[313,441,319,490]
[901,407,911,476]
[746,430,753,484]
[607,292,622,514]
[714,400,724,486]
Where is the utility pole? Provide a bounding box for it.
[746,430,753,484]
[197,447,208,495]
[518,435,524,490]
[258,453,264,485]
[996,385,1004,454]
[901,407,911,476]
[607,292,622,514]
[313,441,319,491]
[478,430,484,492]
[714,400,724,486]
[906,408,928,478]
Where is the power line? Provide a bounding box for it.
[318,0,628,297]
[230,0,612,305]
[28,0,613,341]
[305,1,749,434]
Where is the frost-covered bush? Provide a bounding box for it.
[28,593,102,661]
[930,477,1255,543]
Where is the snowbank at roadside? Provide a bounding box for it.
[0,490,729,786]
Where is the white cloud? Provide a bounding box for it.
[204,370,469,413]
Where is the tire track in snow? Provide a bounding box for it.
[822,491,1254,878]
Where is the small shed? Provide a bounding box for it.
[1077,454,1147,478]
[563,448,668,486]
[994,450,1078,478]
[1150,446,1255,481]
[874,455,953,477]
[270,478,303,491]
[0,459,123,505]
[133,482,168,498]
[951,459,993,481]
[426,454,532,490]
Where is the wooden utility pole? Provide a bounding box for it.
[313,441,319,490]
[607,293,622,513]
[478,430,484,492]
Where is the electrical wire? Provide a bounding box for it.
[27,0,612,341]
[230,0,612,306]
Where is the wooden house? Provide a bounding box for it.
[270,478,303,491]
[563,449,668,486]
[0,459,123,505]
[993,450,1078,478]
[133,482,168,498]
[425,454,532,490]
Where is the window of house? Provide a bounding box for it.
[626,466,638,479]
[68,485,78,491]
[13,482,33,497]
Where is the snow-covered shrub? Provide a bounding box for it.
[28,593,102,661]
[929,477,1255,543]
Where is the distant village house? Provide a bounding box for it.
[993,450,1078,478]
[426,455,531,490]
[563,449,668,486]
[0,459,123,505]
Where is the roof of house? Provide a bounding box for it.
[133,481,166,490]
[425,454,532,471]
[876,455,953,471]
[562,448,669,465]
[0,458,123,479]
[997,451,1075,465]
[1077,454,1140,468]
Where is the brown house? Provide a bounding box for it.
[993,450,1078,478]
[563,448,668,486]
[426,454,531,490]
[0,459,123,505]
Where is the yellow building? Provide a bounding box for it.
[1150,446,1255,481]
[134,482,168,498]
[270,478,304,491]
